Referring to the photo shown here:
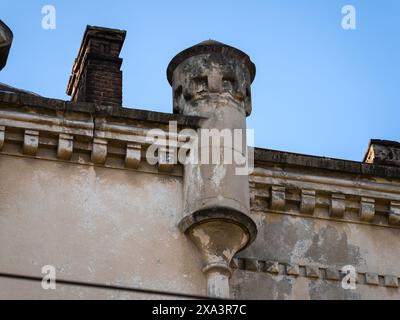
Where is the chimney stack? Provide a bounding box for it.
[67,26,126,107]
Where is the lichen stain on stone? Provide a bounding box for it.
[192,228,210,246]
[211,164,226,189]
[240,214,364,270]
[194,165,203,189]
[231,270,292,300]
[291,238,313,261]
[305,225,364,268]
[308,281,360,300]
[241,215,312,263]
[222,230,248,260]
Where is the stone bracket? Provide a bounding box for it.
[360,197,375,222]
[365,273,379,286]
[305,265,320,278]
[389,201,400,226]
[265,261,280,274]
[286,264,300,276]
[0,125,4,150]
[244,259,260,272]
[300,189,316,215]
[385,275,399,288]
[158,147,175,172]
[57,133,73,160]
[23,130,39,156]
[270,186,285,211]
[326,268,340,281]
[330,193,346,218]
[91,138,108,164]
[125,143,141,169]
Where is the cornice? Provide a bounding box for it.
[250,167,400,228]
[231,257,400,289]
[254,147,400,180]
[0,92,202,175]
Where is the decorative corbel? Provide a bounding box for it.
[125,143,141,169]
[300,189,316,215]
[0,125,5,150]
[330,193,346,218]
[359,197,375,222]
[91,138,107,164]
[389,201,400,226]
[158,146,175,172]
[57,133,73,160]
[23,130,39,156]
[270,186,285,211]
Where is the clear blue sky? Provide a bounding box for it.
[1,0,399,161]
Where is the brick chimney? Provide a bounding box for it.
[66,26,126,107]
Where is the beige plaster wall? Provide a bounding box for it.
[0,154,205,299]
[233,209,400,299]
[1,152,399,300]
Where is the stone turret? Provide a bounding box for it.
[167,40,257,298]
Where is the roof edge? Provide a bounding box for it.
[254,147,400,180]
[0,90,204,127]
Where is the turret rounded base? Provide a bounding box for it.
[179,208,257,298]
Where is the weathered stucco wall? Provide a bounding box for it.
[2,150,399,300]
[233,213,400,299]
[231,162,400,300]
[0,154,205,299]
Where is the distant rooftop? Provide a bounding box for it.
[0,82,40,96]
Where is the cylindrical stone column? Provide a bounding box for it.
[167,40,257,298]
